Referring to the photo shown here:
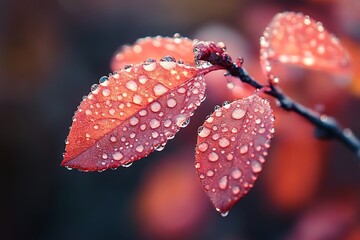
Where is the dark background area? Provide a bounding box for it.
[1,0,360,239]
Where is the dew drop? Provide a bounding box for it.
[239,144,248,154]
[166,98,177,108]
[198,127,211,138]
[219,137,230,148]
[232,186,240,195]
[136,145,144,153]
[122,162,133,168]
[91,84,99,94]
[129,117,139,126]
[155,142,166,151]
[102,88,110,97]
[232,108,246,119]
[126,80,138,92]
[150,102,161,113]
[208,152,219,162]
[153,83,168,96]
[102,153,108,159]
[112,152,123,161]
[181,118,190,128]
[218,176,228,190]
[159,56,177,69]
[138,75,148,84]
[99,76,108,84]
[149,118,160,129]
[251,160,262,173]
[195,162,201,169]
[110,136,117,142]
[143,58,157,71]
[206,170,214,177]
[133,94,143,104]
[198,142,208,152]
[231,168,242,179]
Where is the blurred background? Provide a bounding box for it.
[1,0,360,239]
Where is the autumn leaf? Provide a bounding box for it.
[195,94,274,214]
[260,11,351,79]
[111,35,196,71]
[62,58,206,171]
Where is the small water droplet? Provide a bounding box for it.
[239,145,248,154]
[251,160,262,173]
[232,108,246,119]
[219,137,230,148]
[99,76,108,84]
[218,176,228,189]
[197,142,208,152]
[149,118,160,129]
[112,152,123,161]
[155,142,166,151]
[208,152,219,162]
[232,186,240,195]
[195,162,201,169]
[231,168,242,179]
[91,84,99,93]
[153,83,168,96]
[181,118,190,128]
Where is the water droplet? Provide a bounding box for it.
[136,145,144,153]
[208,152,219,162]
[139,109,147,116]
[112,152,123,161]
[102,88,110,97]
[195,162,201,169]
[149,118,160,129]
[232,108,246,119]
[102,153,108,159]
[126,80,138,92]
[232,186,240,195]
[91,84,99,94]
[153,83,168,96]
[143,58,157,71]
[181,118,190,128]
[166,98,177,108]
[99,76,108,84]
[129,117,139,126]
[206,170,214,177]
[138,75,148,84]
[251,160,262,173]
[226,153,233,161]
[218,176,228,189]
[150,102,161,113]
[239,144,248,154]
[219,137,230,148]
[198,142,208,152]
[159,56,177,69]
[122,162,133,168]
[231,168,242,179]
[212,133,220,140]
[198,127,211,138]
[255,118,261,124]
[155,142,166,151]
[133,94,143,105]
[110,136,117,142]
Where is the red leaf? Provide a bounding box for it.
[62,59,206,171]
[111,35,196,71]
[260,12,350,78]
[195,94,274,214]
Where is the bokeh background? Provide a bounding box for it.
[1,0,360,239]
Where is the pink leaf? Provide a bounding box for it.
[111,36,196,71]
[195,94,274,214]
[260,12,350,79]
[62,59,206,171]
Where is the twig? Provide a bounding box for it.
[195,41,360,158]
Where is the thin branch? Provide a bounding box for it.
[194,41,360,158]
